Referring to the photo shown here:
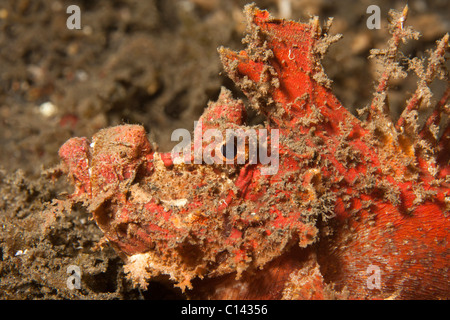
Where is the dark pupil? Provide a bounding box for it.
[221,138,238,160]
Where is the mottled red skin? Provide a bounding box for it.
[58,6,450,299]
[218,8,449,299]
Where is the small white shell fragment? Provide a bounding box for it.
[39,101,58,117]
[161,198,188,207]
[75,70,88,81]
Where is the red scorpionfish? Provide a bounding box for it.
[57,5,450,299]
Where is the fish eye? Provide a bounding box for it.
[221,136,238,161]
